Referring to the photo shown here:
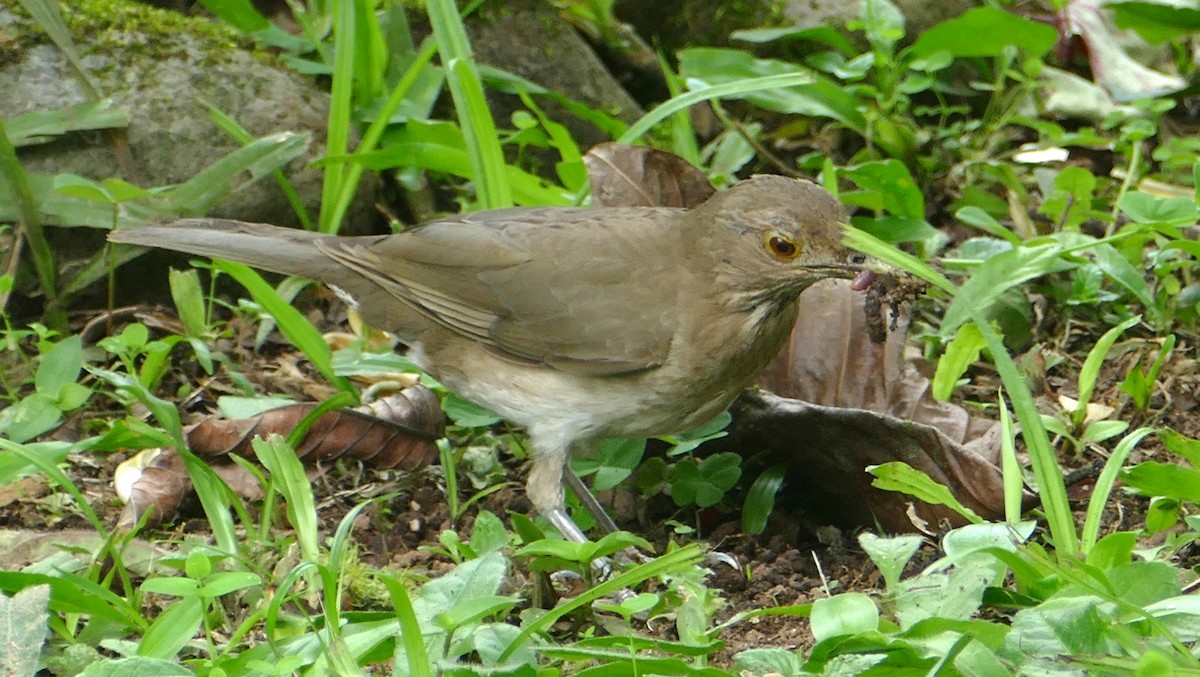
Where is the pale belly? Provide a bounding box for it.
[414,299,796,446]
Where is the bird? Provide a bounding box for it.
[108,175,875,542]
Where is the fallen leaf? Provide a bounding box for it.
[116,385,444,528]
[584,142,716,208]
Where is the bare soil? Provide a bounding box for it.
[3,299,1198,665]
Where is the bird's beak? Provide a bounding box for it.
[803,256,889,291]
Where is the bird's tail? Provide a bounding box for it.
[108,218,347,281]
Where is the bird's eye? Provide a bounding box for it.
[764,233,801,260]
[848,252,868,265]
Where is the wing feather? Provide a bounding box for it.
[318,207,684,375]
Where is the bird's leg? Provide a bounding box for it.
[530,444,614,588]
[564,467,620,535]
[528,438,619,543]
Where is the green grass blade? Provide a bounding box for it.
[618,73,827,146]
[0,118,60,325]
[1080,427,1155,554]
[1074,315,1141,426]
[212,261,356,395]
[971,318,1078,559]
[381,574,433,677]
[426,0,512,208]
[498,544,704,661]
[166,132,310,214]
[324,38,440,230]
[998,390,1024,524]
[253,435,320,563]
[202,100,313,230]
[317,0,358,233]
[17,0,101,99]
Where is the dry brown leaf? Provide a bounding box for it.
[187,386,442,469]
[722,391,1006,533]
[729,279,1008,531]
[584,142,716,208]
[117,384,444,528]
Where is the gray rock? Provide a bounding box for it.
[464,0,643,152]
[614,0,977,53]
[1,0,377,231]
[782,0,976,40]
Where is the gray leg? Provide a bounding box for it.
[565,467,620,534]
[546,506,590,543]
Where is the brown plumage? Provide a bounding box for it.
[109,175,871,540]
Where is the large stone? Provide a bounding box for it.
[0,0,377,231]
[465,0,644,150]
[614,0,976,53]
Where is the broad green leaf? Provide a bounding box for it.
[137,597,203,659]
[856,0,906,49]
[0,394,63,443]
[197,0,269,32]
[168,268,208,338]
[33,331,82,391]
[1159,429,1200,467]
[1086,531,1136,569]
[908,6,1057,58]
[195,571,262,598]
[868,461,983,524]
[433,595,521,632]
[1038,166,1097,230]
[933,322,985,401]
[1122,462,1200,501]
[1110,1,1200,43]
[1091,245,1154,310]
[954,206,1020,245]
[677,48,865,129]
[841,159,925,218]
[893,558,996,628]
[472,623,534,669]
[810,593,878,641]
[1007,598,1114,657]
[852,215,939,244]
[0,584,49,677]
[734,648,804,675]
[669,452,741,508]
[51,174,110,203]
[469,510,509,555]
[1107,561,1180,606]
[1118,190,1198,225]
[858,532,922,590]
[742,465,785,535]
[941,521,1035,561]
[941,243,1063,335]
[574,437,646,492]
[441,393,501,428]
[413,553,507,622]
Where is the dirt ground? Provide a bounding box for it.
[3,300,1198,664]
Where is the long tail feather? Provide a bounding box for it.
[108,218,344,280]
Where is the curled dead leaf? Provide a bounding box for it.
[584,142,716,208]
[116,384,444,529]
[713,279,1015,532]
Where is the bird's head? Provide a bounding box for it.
[693,175,876,309]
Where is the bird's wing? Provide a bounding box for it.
[317,207,682,375]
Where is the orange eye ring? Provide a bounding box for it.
[764,233,801,260]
